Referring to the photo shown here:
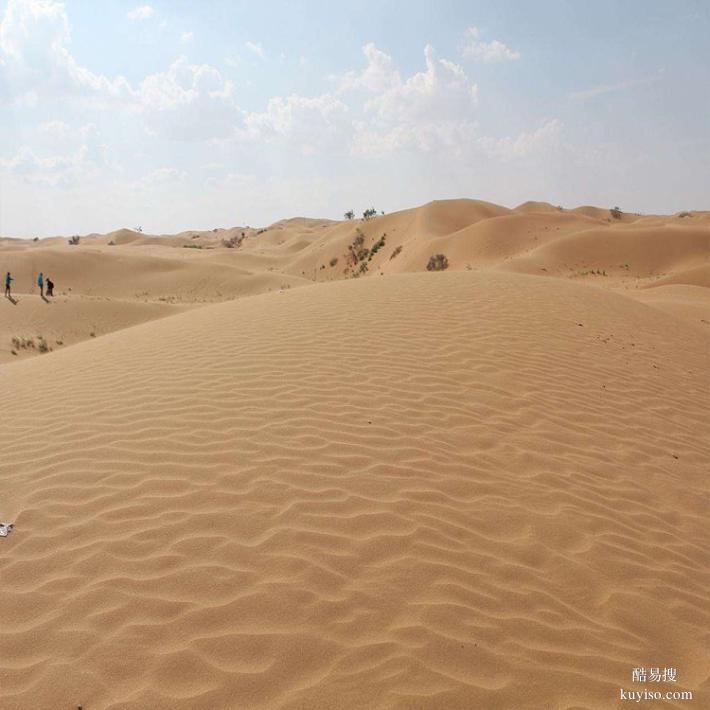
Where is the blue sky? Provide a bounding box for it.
[1,0,708,237]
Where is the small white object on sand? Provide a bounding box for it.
[0,523,13,537]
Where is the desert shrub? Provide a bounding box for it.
[426,254,449,271]
[362,207,377,220]
[183,244,203,249]
[390,245,403,260]
[37,337,49,353]
[344,210,354,220]
[610,206,622,219]
[33,237,39,242]
[347,230,368,266]
[108,240,116,246]
[329,257,338,267]
[222,234,244,248]
[12,336,35,350]
[677,211,691,218]
[68,235,80,245]
[368,235,386,259]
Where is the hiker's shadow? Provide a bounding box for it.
[6,295,18,305]
[41,294,49,303]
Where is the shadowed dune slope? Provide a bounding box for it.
[1,271,708,710]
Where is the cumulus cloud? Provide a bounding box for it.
[242,94,350,155]
[180,31,194,43]
[127,5,154,21]
[0,0,134,105]
[245,41,265,60]
[1,125,110,188]
[461,26,520,63]
[477,119,563,160]
[139,57,239,140]
[346,44,479,154]
[337,43,400,93]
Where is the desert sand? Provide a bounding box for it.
[1,200,708,709]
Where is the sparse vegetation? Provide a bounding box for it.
[390,245,403,260]
[68,235,80,245]
[108,240,116,246]
[362,207,378,220]
[183,244,204,249]
[12,336,34,350]
[33,237,39,242]
[10,335,52,353]
[426,254,449,271]
[368,235,386,260]
[347,229,368,266]
[344,210,354,220]
[677,211,691,218]
[610,206,622,220]
[222,234,244,248]
[329,257,338,267]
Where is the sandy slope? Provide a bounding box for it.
[1,270,709,710]
[0,294,188,363]
[1,200,709,708]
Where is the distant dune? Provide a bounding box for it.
[1,199,708,709]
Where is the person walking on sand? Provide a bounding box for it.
[46,276,54,297]
[4,272,13,298]
[37,271,44,298]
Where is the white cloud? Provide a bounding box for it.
[1,131,110,188]
[127,5,154,21]
[245,41,265,60]
[347,44,479,154]
[337,43,400,93]
[138,57,239,140]
[461,26,520,63]
[180,31,194,43]
[243,94,350,155]
[0,0,134,106]
[477,119,563,160]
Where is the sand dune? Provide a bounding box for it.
[1,200,709,709]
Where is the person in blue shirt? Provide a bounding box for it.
[4,272,13,298]
[37,272,44,297]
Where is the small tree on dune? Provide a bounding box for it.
[344,210,354,220]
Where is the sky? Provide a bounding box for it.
[0,0,708,237]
